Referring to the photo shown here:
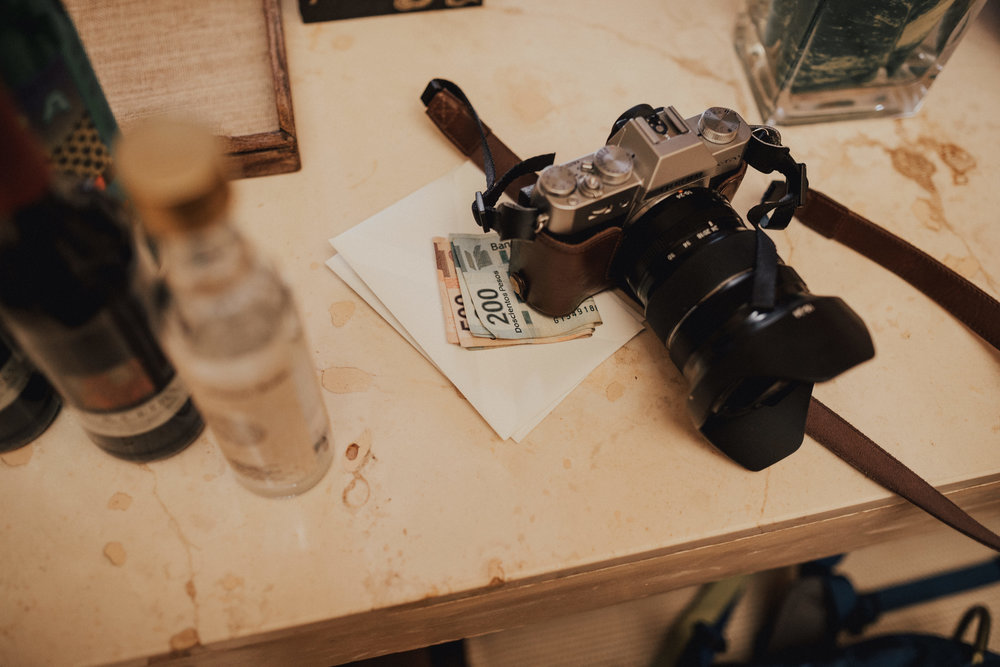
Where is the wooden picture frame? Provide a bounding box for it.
[223,0,300,178]
[66,0,300,179]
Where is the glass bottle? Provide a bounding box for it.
[0,327,62,453]
[734,0,987,125]
[0,89,204,461]
[115,118,333,497]
[0,0,119,188]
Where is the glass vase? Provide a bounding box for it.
[734,0,987,125]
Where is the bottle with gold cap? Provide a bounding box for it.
[116,118,333,497]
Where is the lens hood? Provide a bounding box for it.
[685,294,875,470]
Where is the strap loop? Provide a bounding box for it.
[742,126,807,310]
[472,152,555,239]
[745,126,807,230]
[424,78,555,241]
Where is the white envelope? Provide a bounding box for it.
[328,161,644,441]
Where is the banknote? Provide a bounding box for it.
[433,237,598,349]
[448,233,602,339]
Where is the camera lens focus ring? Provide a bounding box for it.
[643,232,758,347]
[616,188,744,306]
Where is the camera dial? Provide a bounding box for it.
[698,107,742,144]
[537,164,577,197]
[592,145,633,184]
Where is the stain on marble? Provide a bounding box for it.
[562,458,572,469]
[217,574,258,635]
[613,345,641,367]
[911,197,946,231]
[668,54,738,89]
[143,465,201,630]
[487,558,505,586]
[941,253,983,282]
[219,573,244,591]
[348,160,379,190]
[188,513,217,532]
[104,541,127,566]
[329,300,356,327]
[342,476,371,509]
[331,34,355,51]
[306,25,323,52]
[322,366,373,393]
[932,142,976,185]
[757,469,772,520]
[185,580,197,601]
[500,71,554,124]
[169,627,200,652]
[342,428,374,509]
[605,381,625,402]
[841,132,992,292]
[886,146,937,193]
[890,121,979,184]
[107,492,133,511]
[1,445,33,467]
[342,428,373,472]
[589,442,603,470]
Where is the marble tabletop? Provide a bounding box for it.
[2,1,999,665]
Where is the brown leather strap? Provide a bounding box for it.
[797,189,1000,349]
[424,87,535,200]
[421,82,1000,552]
[795,190,1000,551]
[806,399,1000,551]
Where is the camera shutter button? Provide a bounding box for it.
[698,107,741,144]
[593,145,633,184]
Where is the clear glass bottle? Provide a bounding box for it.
[116,118,333,497]
[734,0,987,125]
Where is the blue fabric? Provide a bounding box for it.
[720,634,1000,666]
[675,555,1000,667]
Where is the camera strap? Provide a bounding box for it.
[421,79,1000,553]
[422,79,555,240]
[791,188,1000,349]
[742,127,809,310]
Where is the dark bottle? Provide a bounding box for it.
[0,89,203,461]
[0,0,119,187]
[0,327,61,453]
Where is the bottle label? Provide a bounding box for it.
[63,356,157,412]
[71,373,191,437]
[188,347,330,484]
[0,354,32,411]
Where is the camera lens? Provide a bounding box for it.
[614,188,874,470]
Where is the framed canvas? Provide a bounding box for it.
[65,0,299,178]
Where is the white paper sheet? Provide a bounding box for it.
[328,161,644,441]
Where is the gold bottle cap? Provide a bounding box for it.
[114,117,231,236]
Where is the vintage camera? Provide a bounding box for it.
[478,104,875,470]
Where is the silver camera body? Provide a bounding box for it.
[530,106,753,235]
